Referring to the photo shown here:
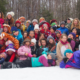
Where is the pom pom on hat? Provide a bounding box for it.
[31,38,36,44]
[7,11,15,17]
[34,24,39,30]
[64,49,73,56]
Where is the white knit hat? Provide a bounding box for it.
[32,19,38,23]
[31,38,36,44]
[7,11,15,17]
[34,24,39,30]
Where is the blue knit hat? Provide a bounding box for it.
[11,26,18,33]
[64,49,73,56]
[69,32,76,39]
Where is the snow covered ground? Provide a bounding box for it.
[0,66,80,80]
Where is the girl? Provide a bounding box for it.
[56,34,72,65]
[17,39,33,60]
[4,11,14,27]
[68,32,76,51]
[1,53,56,69]
[3,24,11,34]
[60,49,80,69]
[47,36,56,54]
[23,31,28,40]
[0,11,4,24]
[39,33,45,40]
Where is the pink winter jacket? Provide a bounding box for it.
[17,46,33,60]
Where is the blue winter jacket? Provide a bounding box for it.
[27,24,34,33]
[57,27,69,35]
[60,50,80,69]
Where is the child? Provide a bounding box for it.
[57,21,69,35]
[3,24,11,34]
[56,34,72,65]
[49,26,56,39]
[30,38,37,57]
[55,30,61,43]
[40,24,50,38]
[23,31,28,40]
[17,39,33,60]
[68,32,76,51]
[60,49,80,69]
[5,44,16,62]
[40,38,48,52]
[26,31,35,40]
[39,33,45,40]
[47,36,56,54]
[11,26,23,45]
[0,11,4,24]
[1,53,56,68]
[34,24,40,40]
[15,20,22,34]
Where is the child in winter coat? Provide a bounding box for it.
[68,32,76,51]
[17,39,33,60]
[60,49,80,69]
[47,36,56,54]
[11,26,23,45]
[3,24,11,34]
[57,21,69,35]
[40,24,50,38]
[5,44,16,62]
[23,31,28,40]
[1,53,56,69]
[56,34,72,65]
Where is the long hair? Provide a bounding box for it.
[0,11,4,19]
[71,18,80,30]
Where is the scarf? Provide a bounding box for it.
[60,40,68,45]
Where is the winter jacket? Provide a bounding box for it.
[27,24,34,33]
[70,40,75,51]
[60,50,80,69]
[0,18,4,24]
[1,32,19,49]
[57,27,69,35]
[17,46,33,60]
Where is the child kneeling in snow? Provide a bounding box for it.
[60,49,80,69]
[1,53,56,69]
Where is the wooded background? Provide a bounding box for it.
[1,0,80,23]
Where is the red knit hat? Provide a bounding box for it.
[15,20,21,25]
[50,19,57,24]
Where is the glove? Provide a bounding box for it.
[63,57,69,63]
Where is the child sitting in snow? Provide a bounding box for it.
[60,49,80,69]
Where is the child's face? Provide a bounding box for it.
[61,36,67,42]
[66,53,73,59]
[0,13,1,18]
[50,28,54,33]
[7,50,13,55]
[41,40,46,47]
[72,29,77,34]
[13,31,19,36]
[68,34,73,39]
[56,33,60,38]
[25,42,30,46]
[44,26,48,30]
[31,42,35,46]
[3,27,8,33]
[23,33,27,38]
[47,54,52,59]
[7,14,12,19]
[73,20,78,25]
[29,31,34,38]
[16,23,20,28]
[67,20,71,24]
[49,39,54,44]
[26,23,29,27]
[32,22,37,26]
[61,24,65,27]
[34,29,39,33]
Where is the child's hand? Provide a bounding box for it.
[33,54,36,57]
[25,53,28,56]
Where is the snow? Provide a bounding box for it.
[0,66,80,80]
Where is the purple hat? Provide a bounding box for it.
[69,32,76,39]
[6,44,16,52]
[11,26,18,33]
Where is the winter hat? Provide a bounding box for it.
[7,11,15,17]
[49,53,56,59]
[11,26,18,33]
[51,26,57,31]
[32,19,38,23]
[19,16,25,20]
[6,44,16,52]
[55,30,61,34]
[60,21,65,26]
[47,36,54,41]
[31,38,36,44]
[15,20,21,25]
[39,17,45,22]
[23,39,31,45]
[50,19,57,24]
[69,32,76,39]
[69,18,73,22]
[64,49,73,56]
[51,23,56,27]
[3,24,11,33]
[34,24,39,30]
[26,20,31,24]
[5,40,13,46]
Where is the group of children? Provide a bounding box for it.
[0,11,80,69]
